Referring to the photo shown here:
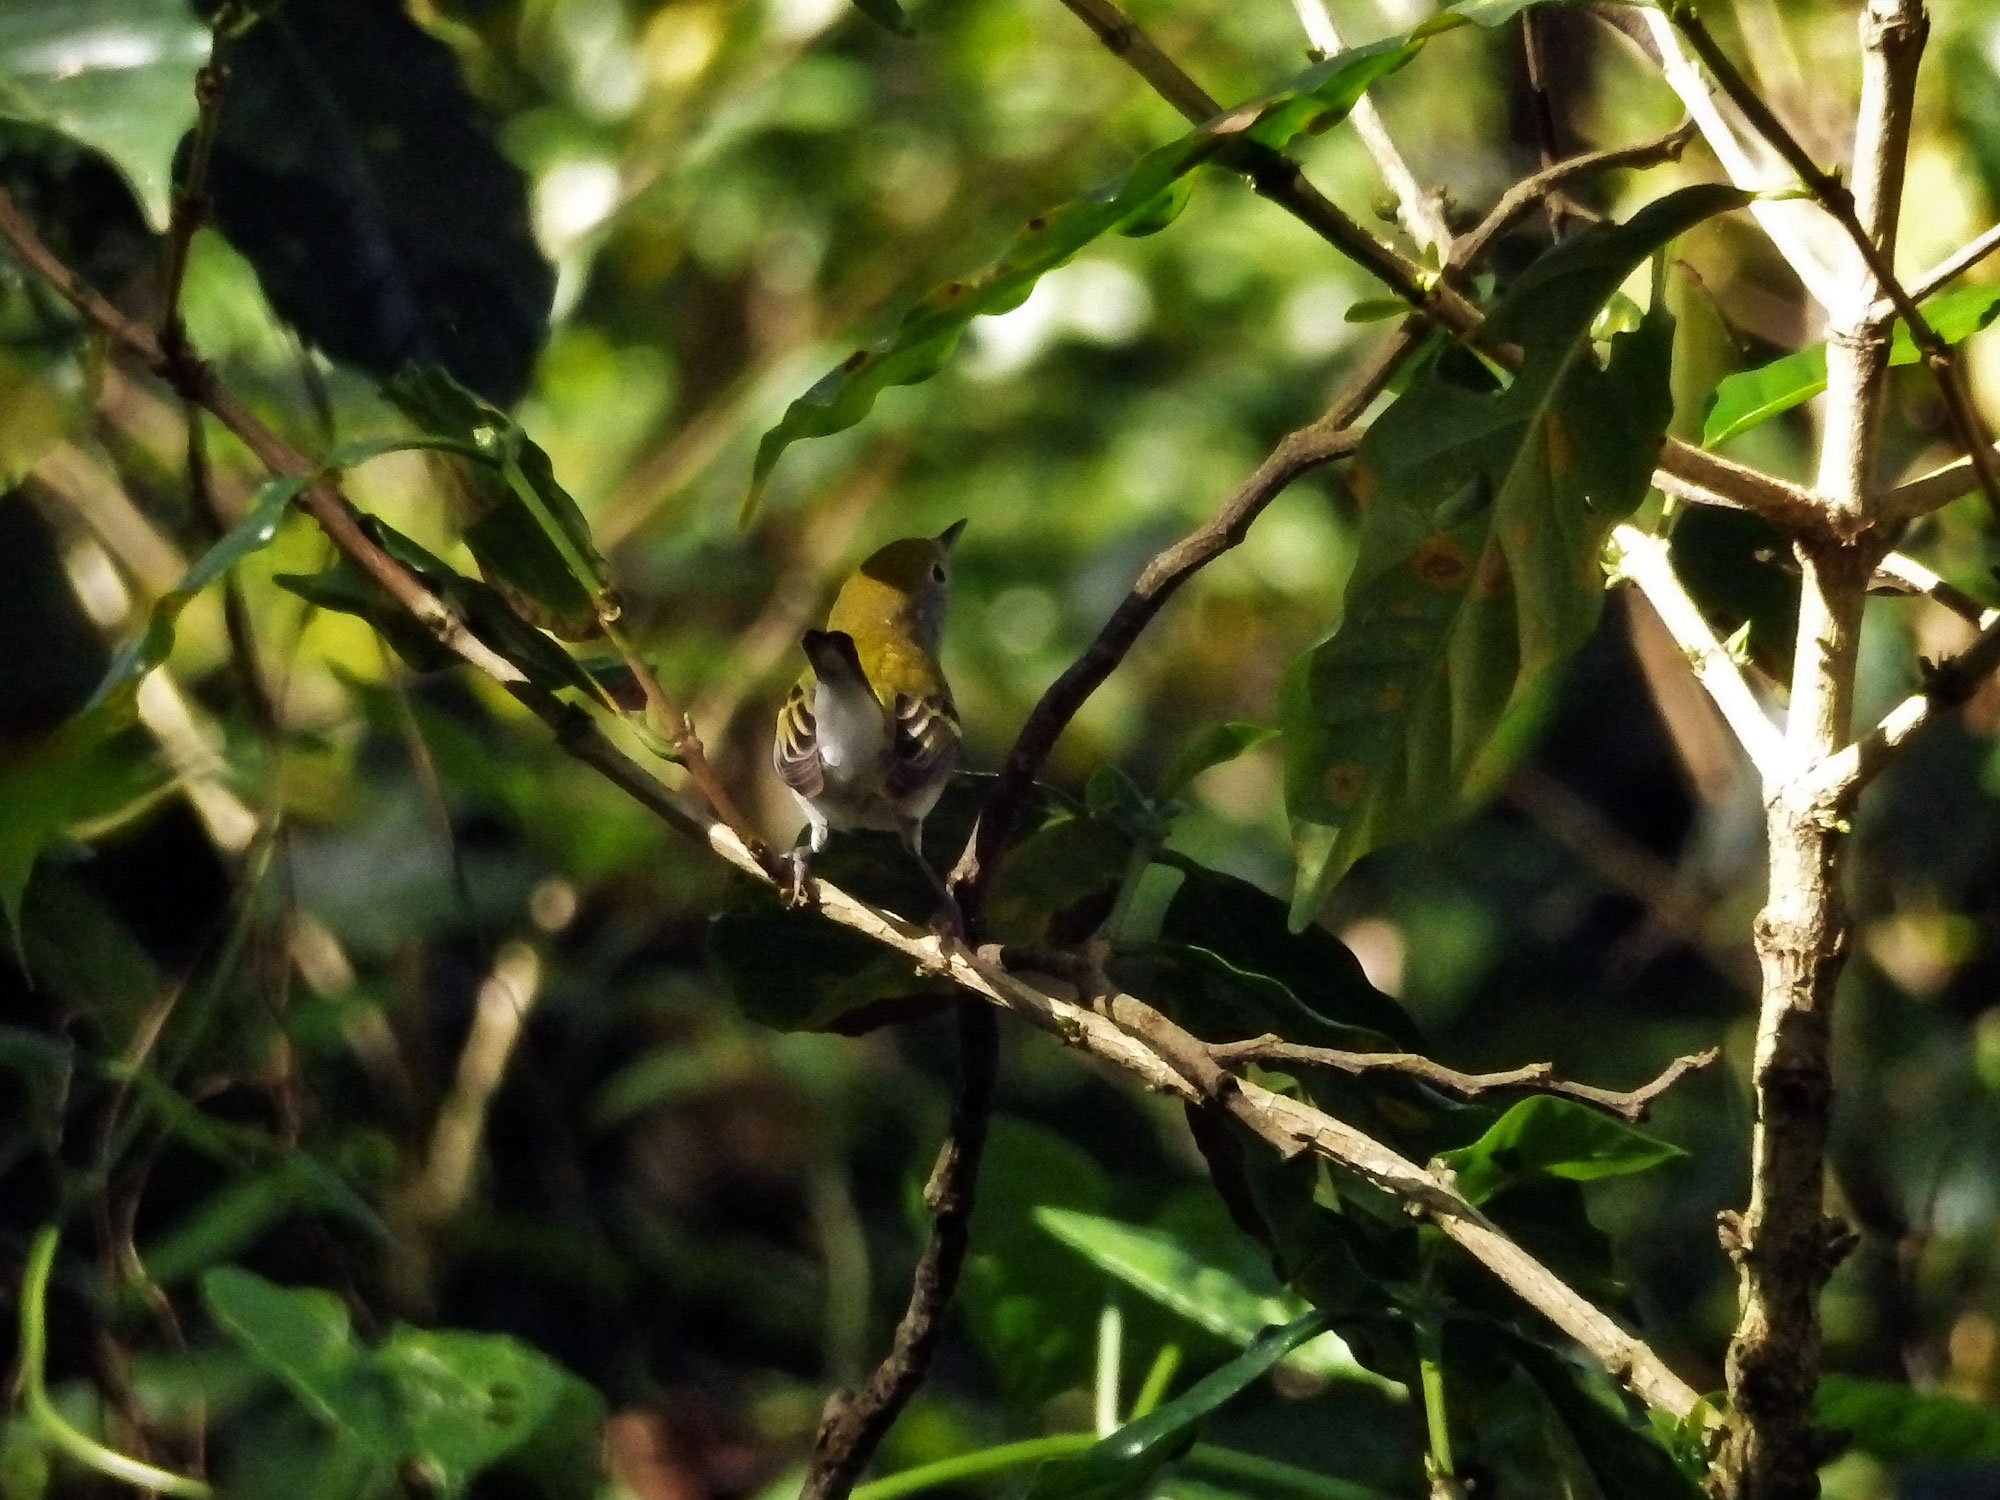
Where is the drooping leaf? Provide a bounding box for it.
[1033,1207,1378,1384]
[1158,723,1279,804]
[1018,1310,1332,1500]
[201,1267,605,1499]
[1438,1095,1685,1205]
[1816,1374,2000,1462]
[746,37,1422,515]
[1703,280,2000,446]
[382,365,614,640]
[1282,184,1749,925]
[273,513,598,696]
[207,0,554,405]
[0,0,209,227]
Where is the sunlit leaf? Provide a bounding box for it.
[1033,1208,1377,1383]
[746,36,1422,516]
[1703,280,2000,446]
[1438,1095,1685,1204]
[383,365,614,640]
[1018,1310,1332,1500]
[0,0,209,227]
[1282,184,1749,925]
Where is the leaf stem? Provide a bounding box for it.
[1415,1316,1453,1483]
[18,1227,214,1500]
[1130,1343,1182,1420]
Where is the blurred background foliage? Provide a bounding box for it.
[7,0,2000,1495]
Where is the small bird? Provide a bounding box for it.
[774,520,965,907]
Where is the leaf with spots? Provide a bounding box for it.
[744,35,1421,519]
[1281,184,1749,927]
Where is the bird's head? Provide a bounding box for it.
[828,519,965,660]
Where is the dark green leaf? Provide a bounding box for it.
[1439,1095,1685,1204]
[209,0,553,405]
[202,1267,603,1497]
[1019,1311,1332,1500]
[746,37,1421,514]
[1702,281,2000,446]
[1120,176,1198,238]
[0,696,163,961]
[0,0,209,226]
[1283,184,1749,924]
[1816,1374,2000,1462]
[382,366,614,640]
[1158,723,1278,803]
[963,1118,1113,1405]
[848,0,915,36]
[273,513,598,695]
[1157,864,1422,1048]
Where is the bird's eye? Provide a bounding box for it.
[932,564,946,583]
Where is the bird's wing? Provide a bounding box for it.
[886,690,961,805]
[773,680,824,799]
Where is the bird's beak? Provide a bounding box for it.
[935,518,967,551]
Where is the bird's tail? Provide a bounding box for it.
[800,628,870,687]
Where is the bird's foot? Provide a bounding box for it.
[783,849,819,909]
[930,892,966,944]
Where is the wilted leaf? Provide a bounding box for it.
[747,37,1421,514]
[1282,184,1748,925]
[208,0,553,405]
[0,0,209,227]
[1438,1095,1685,1204]
[1703,281,2000,446]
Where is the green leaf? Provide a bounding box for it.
[1019,1310,1332,1500]
[1158,723,1278,804]
[382,365,613,641]
[0,0,210,227]
[1815,1374,2000,1462]
[1157,864,1422,1048]
[1703,280,2000,446]
[0,698,164,962]
[746,37,1421,515]
[1282,184,1749,925]
[208,0,553,406]
[273,513,598,695]
[848,0,915,36]
[201,1268,604,1498]
[97,473,304,701]
[962,1118,1113,1405]
[1438,1095,1685,1205]
[1033,1208,1375,1384]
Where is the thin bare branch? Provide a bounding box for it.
[1875,446,2000,525]
[1818,603,2000,802]
[1871,551,1992,625]
[947,325,1410,913]
[1899,220,2000,307]
[1206,1035,1720,1123]
[1289,0,1451,254]
[1608,525,1790,787]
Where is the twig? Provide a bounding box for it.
[1669,5,2000,528]
[1606,525,1790,788]
[1451,119,1697,273]
[1817,606,2000,803]
[947,325,1409,912]
[1519,8,1569,239]
[799,1003,998,1500]
[1288,0,1451,254]
[1898,220,2000,307]
[1206,1036,1719,1124]
[161,55,225,350]
[1876,447,2000,526]
[1870,551,1992,626]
